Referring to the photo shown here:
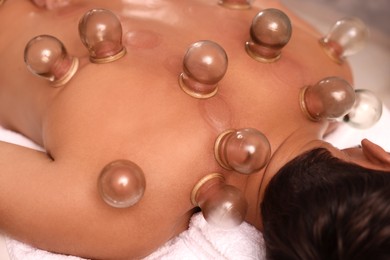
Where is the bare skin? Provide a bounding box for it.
[1,0,388,259]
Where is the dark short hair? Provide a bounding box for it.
[261,148,390,260]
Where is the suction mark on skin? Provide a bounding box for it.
[163,55,182,76]
[269,54,305,89]
[198,96,233,132]
[32,0,72,10]
[124,30,162,49]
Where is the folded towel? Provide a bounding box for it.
[5,238,84,260]
[144,213,265,260]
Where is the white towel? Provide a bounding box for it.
[144,213,265,260]
[5,238,84,260]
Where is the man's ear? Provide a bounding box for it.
[362,139,390,167]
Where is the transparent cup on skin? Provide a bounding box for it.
[300,77,356,121]
[79,8,127,63]
[344,89,383,129]
[245,8,292,63]
[179,40,228,99]
[215,128,271,174]
[98,160,146,208]
[319,17,368,64]
[24,34,79,87]
[191,174,248,229]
